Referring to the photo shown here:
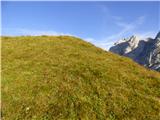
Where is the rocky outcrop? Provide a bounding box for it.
[109,32,160,71]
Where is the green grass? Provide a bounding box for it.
[1,36,160,120]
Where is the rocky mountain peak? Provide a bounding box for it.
[110,35,141,55]
[155,31,160,39]
[154,32,160,46]
[114,35,140,46]
[130,35,139,41]
[109,32,160,71]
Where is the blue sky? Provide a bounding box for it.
[2,1,160,49]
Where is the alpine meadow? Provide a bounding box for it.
[2,36,160,119]
[1,1,160,120]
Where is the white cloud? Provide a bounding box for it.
[2,28,73,36]
[101,16,146,41]
[20,29,68,36]
[113,15,146,38]
[3,15,156,52]
[84,38,96,42]
[95,41,115,50]
[135,31,157,39]
[87,15,149,50]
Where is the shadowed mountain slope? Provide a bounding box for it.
[109,32,160,71]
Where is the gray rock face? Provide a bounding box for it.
[109,32,160,71]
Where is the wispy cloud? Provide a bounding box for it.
[94,41,115,50]
[135,31,157,39]
[2,28,73,36]
[2,16,155,51]
[84,38,96,42]
[85,15,152,50]
[95,6,150,50]
[107,15,146,40]
[93,15,147,50]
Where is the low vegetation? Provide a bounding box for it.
[2,36,160,120]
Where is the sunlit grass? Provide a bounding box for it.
[2,36,160,120]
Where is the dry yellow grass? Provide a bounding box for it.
[1,36,160,120]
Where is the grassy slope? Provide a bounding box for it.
[2,36,160,120]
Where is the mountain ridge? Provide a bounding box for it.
[109,32,160,71]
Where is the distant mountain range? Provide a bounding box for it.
[109,32,160,71]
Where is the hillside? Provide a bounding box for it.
[2,36,160,120]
